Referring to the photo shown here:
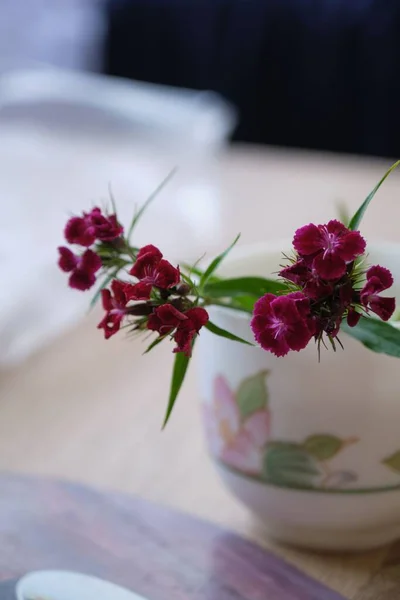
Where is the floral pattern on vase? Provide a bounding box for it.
[204,371,361,490]
[382,451,400,474]
[203,371,271,477]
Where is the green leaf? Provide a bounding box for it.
[162,345,192,428]
[205,321,253,346]
[108,182,118,215]
[199,234,241,290]
[128,168,177,240]
[227,296,256,313]
[342,317,400,358]
[348,160,400,231]
[263,442,321,489]
[303,434,343,461]
[143,335,166,354]
[382,450,400,473]
[89,268,119,310]
[236,370,269,418]
[204,276,287,299]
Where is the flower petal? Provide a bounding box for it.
[286,292,311,318]
[293,223,323,255]
[243,410,270,447]
[257,327,291,356]
[347,308,361,327]
[130,246,162,279]
[64,216,95,247]
[279,260,309,285]
[366,265,394,291]
[69,269,96,291]
[154,259,181,289]
[369,296,396,321]
[284,321,314,351]
[100,288,113,311]
[136,245,163,261]
[127,281,153,300]
[312,252,346,280]
[253,293,276,316]
[338,231,366,261]
[58,246,78,272]
[213,375,240,437]
[221,431,263,475]
[80,249,102,274]
[185,307,209,331]
[325,219,347,236]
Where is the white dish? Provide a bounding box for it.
[16,570,147,600]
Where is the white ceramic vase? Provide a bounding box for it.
[198,241,400,552]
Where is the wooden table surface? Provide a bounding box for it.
[1,145,400,599]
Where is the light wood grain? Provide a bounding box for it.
[1,145,400,598]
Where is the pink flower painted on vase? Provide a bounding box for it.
[204,374,271,476]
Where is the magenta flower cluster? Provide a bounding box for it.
[58,207,123,290]
[251,220,396,357]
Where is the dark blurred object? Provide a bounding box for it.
[103,0,400,158]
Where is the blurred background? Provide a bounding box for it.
[1,0,400,364]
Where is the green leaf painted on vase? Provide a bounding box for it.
[235,370,269,418]
[303,434,343,461]
[263,442,321,489]
[382,450,400,473]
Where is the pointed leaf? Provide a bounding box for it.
[204,276,287,299]
[162,346,192,428]
[205,321,253,346]
[303,434,343,461]
[128,168,177,240]
[199,234,241,290]
[342,317,400,358]
[211,297,255,315]
[108,182,118,215]
[89,268,119,310]
[348,161,400,231]
[263,442,321,489]
[382,450,400,473]
[236,370,269,418]
[143,335,166,354]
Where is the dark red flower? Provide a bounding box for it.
[97,280,130,339]
[64,216,96,247]
[147,304,209,356]
[293,220,366,280]
[251,292,315,357]
[360,265,395,321]
[280,260,333,300]
[347,308,361,327]
[147,304,187,335]
[173,307,209,356]
[58,247,101,291]
[64,208,123,246]
[129,245,180,299]
[87,207,123,242]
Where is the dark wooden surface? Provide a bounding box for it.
[0,472,346,600]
